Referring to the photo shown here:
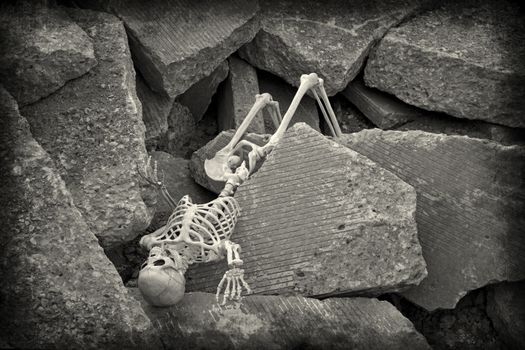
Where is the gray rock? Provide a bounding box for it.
[186,124,427,297]
[178,60,229,122]
[21,9,153,249]
[0,86,160,349]
[487,281,525,350]
[342,78,424,129]
[159,102,196,158]
[397,113,525,146]
[0,3,97,106]
[258,71,320,132]
[133,291,430,350]
[330,95,375,134]
[106,0,259,97]
[364,0,525,128]
[339,129,525,310]
[148,151,215,231]
[239,0,423,96]
[218,56,265,134]
[189,130,270,194]
[136,73,172,151]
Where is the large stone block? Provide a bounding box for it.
[159,101,196,158]
[0,3,97,106]
[148,151,215,231]
[217,56,265,134]
[136,73,172,151]
[135,291,430,349]
[239,0,423,96]
[190,130,270,194]
[21,9,152,249]
[186,123,427,297]
[178,60,229,122]
[342,78,424,129]
[340,129,525,310]
[487,281,525,350]
[105,0,259,98]
[364,0,525,128]
[258,71,320,132]
[0,86,160,349]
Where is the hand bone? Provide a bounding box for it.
[216,267,251,305]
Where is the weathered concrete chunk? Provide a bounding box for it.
[364,0,525,128]
[190,130,270,194]
[342,78,424,129]
[0,3,97,106]
[148,151,215,231]
[20,9,152,249]
[258,71,320,132]
[134,291,430,350]
[186,123,427,296]
[331,94,375,134]
[218,56,265,134]
[0,86,160,349]
[159,101,196,158]
[136,73,172,151]
[239,0,423,96]
[397,113,525,146]
[487,281,525,350]
[105,0,259,97]
[178,60,229,122]
[340,129,525,310]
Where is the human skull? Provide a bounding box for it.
[138,245,186,307]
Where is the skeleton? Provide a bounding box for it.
[138,73,341,306]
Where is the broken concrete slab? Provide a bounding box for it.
[364,0,525,128]
[189,130,270,194]
[178,60,229,123]
[136,73,172,151]
[258,71,320,133]
[487,281,525,350]
[397,113,525,146]
[0,3,97,106]
[102,0,259,98]
[342,78,424,129]
[0,86,161,349]
[217,56,265,134]
[20,8,153,249]
[186,123,427,297]
[148,151,215,231]
[339,129,525,310]
[238,0,424,96]
[158,101,196,158]
[133,291,430,349]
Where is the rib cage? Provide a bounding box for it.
[150,195,241,263]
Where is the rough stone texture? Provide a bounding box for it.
[148,151,215,231]
[20,9,153,249]
[364,0,525,128]
[136,73,172,151]
[342,78,424,129]
[159,101,196,158]
[258,71,320,132]
[178,60,229,122]
[487,281,525,350]
[218,56,265,134]
[133,291,430,350]
[189,130,270,194]
[186,123,426,296]
[0,3,97,106]
[340,129,525,310]
[0,86,160,349]
[105,0,259,98]
[238,0,423,96]
[397,113,525,146]
[388,289,504,350]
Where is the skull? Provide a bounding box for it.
[138,245,186,307]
